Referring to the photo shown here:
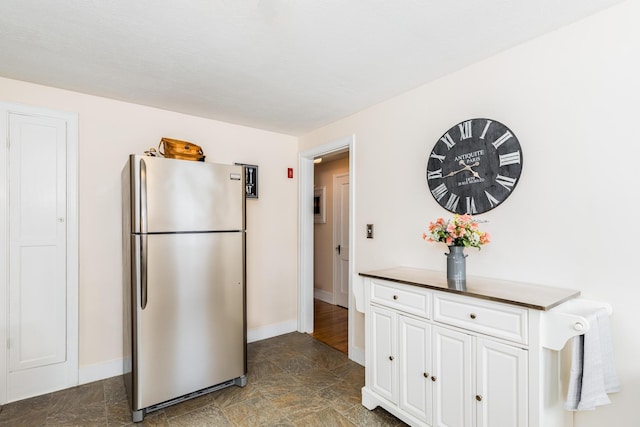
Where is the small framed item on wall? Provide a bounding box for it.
[314,186,326,223]
[235,163,258,198]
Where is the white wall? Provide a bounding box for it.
[0,77,299,379]
[299,1,640,425]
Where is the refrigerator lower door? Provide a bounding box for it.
[132,232,246,410]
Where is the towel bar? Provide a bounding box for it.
[541,299,612,351]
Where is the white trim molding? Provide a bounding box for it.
[314,288,334,304]
[79,359,124,385]
[247,320,298,343]
[298,135,357,361]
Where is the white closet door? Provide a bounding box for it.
[5,110,75,401]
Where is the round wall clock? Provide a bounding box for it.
[426,118,523,214]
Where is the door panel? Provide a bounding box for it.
[370,305,397,403]
[476,338,528,427]
[8,114,67,371]
[133,232,245,409]
[433,326,473,427]
[10,246,64,371]
[5,110,75,402]
[399,315,432,423]
[333,173,349,308]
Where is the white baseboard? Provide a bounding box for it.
[247,319,298,343]
[314,288,334,304]
[349,345,365,366]
[79,358,124,385]
[77,320,299,385]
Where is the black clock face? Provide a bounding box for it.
[426,118,523,214]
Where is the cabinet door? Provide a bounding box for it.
[370,305,398,403]
[433,326,473,427]
[399,315,432,423]
[476,338,528,427]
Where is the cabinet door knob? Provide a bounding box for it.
[389,356,394,361]
[423,372,429,378]
[393,295,398,300]
[431,376,437,382]
[476,395,483,402]
[469,313,477,319]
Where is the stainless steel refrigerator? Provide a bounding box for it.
[121,155,247,422]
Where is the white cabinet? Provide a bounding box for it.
[361,278,533,427]
[432,326,473,427]
[399,315,432,423]
[476,338,528,427]
[359,267,610,427]
[370,305,397,402]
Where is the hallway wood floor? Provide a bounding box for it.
[311,299,348,354]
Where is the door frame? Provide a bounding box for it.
[298,134,362,363]
[0,101,79,404]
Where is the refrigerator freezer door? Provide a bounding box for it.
[132,232,246,410]
[130,155,244,233]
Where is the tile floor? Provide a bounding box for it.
[0,332,406,426]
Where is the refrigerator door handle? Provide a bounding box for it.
[140,158,148,234]
[140,234,148,309]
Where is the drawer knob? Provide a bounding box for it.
[389,356,394,361]
[469,313,477,319]
[431,376,437,382]
[476,395,483,402]
[423,372,429,378]
[393,295,398,300]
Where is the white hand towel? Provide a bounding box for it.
[565,307,620,411]
[597,309,620,394]
[564,334,584,411]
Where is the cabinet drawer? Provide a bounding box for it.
[433,293,528,344]
[370,280,431,318]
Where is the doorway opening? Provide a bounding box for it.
[298,135,362,364]
[310,151,349,353]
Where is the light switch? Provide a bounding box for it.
[366,224,374,239]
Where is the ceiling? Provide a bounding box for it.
[0,0,623,136]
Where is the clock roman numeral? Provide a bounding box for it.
[480,120,492,139]
[491,131,513,149]
[499,151,521,166]
[458,120,472,140]
[440,133,456,149]
[427,169,443,180]
[484,190,500,208]
[495,174,517,191]
[431,183,448,201]
[466,197,477,214]
[430,152,446,163]
[444,193,460,211]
